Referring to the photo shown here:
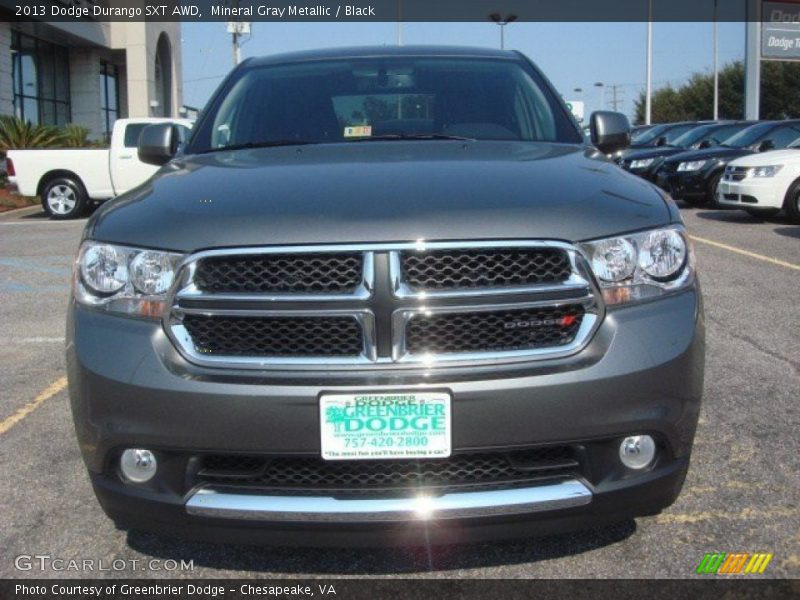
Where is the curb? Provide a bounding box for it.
[0,205,43,220]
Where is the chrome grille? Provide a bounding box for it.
[723,166,748,182]
[399,247,571,292]
[166,241,602,369]
[182,314,363,357]
[194,252,364,295]
[405,305,585,355]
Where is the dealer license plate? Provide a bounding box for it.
[319,392,451,461]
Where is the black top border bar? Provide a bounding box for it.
[0,0,795,23]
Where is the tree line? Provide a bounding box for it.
[633,60,800,124]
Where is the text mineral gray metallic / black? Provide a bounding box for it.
[67,46,704,546]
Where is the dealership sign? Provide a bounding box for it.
[762,1,800,59]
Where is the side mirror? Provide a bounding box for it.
[590,111,631,155]
[697,139,712,149]
[138,123,179,166]
[757,139,774,152]
[654,136,668,147]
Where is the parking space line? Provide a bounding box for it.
[0,376,67,435]
[689,235,800,271]
[11,337,66,344]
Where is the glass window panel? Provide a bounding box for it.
[20,54,37,97]
[39,45,56,101]
[99,73,108,110]
[23,97,39,125]
[41,100,55,125]
[123,123,147,147]
[107,74,118,111]
[56,103,70,126]
[11,50,20,98]
[11,31,70,126]
[55,52,69,104]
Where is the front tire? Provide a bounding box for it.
[784,179,800,224]
[42,177,87,220]
[706,171,723,208]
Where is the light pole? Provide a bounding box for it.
[397,0,403,46]
[713,0,719,120]
[489,13,518,50]
[594,82,605,112]
[645,0,653,125]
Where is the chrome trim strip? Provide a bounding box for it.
[391,297,600,364]
[185,479,592,522]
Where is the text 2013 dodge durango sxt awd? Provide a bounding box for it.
[67,46,704,546]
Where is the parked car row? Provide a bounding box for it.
[617,119,800,222]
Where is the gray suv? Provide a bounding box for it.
[67,46,704,546]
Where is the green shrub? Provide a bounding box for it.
[0,116,111,153]
[0,115,66,151]
[60,123,91,148]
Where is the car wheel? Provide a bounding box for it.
[784,179,800,224]
[706,172,723,207]
[42,177,87,220]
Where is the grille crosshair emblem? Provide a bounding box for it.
[166,241,602,369]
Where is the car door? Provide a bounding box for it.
[109,122,161,195]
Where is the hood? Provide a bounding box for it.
[728,147,800,167]
[620,146,685,161]
[663,145,753,166]
[87,141,672,252]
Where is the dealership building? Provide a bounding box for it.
[0,14,183,140]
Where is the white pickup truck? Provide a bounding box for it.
[6,118,193,219]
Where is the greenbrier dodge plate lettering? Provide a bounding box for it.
[320,392,452,460]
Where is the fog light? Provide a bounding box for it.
[619,435,656,470]
[120,449,157,483]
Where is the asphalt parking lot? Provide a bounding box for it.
[0,203,797,579]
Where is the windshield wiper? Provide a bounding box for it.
[348,133,475,142]
[199,140,317,154]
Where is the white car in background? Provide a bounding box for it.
[6,118,193,219]
[718,147,800,222]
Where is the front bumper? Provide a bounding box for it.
[67,288,704,545]
[655,170,709,199]
[717,178,785,209]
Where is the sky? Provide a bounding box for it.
[180,21,746,119]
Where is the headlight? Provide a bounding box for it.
[74,242,184,317]
[582,226,694,306]
[677,160,708,172]
[747,165,783,178]
[629,158,655,169]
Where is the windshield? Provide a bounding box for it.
[632,124,669,144]
[671,124,719,148]
[187,57,583,153]
[722,122,774,148]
